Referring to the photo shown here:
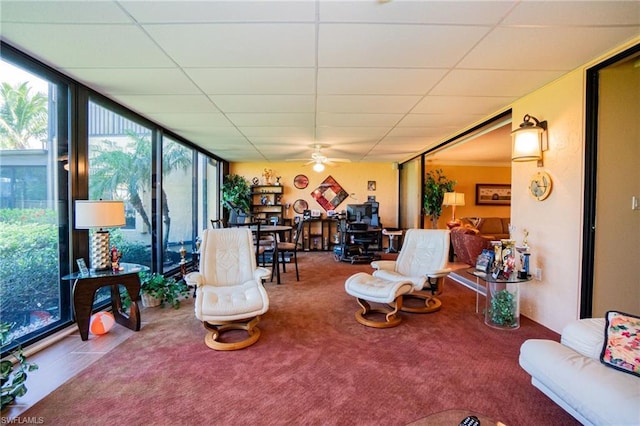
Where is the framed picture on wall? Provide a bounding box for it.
[476,183,511,206]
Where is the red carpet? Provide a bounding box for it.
[24,252,578,425]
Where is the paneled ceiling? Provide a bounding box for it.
[1,1,638,164]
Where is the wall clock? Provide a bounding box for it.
[293,174,309,189]
[529,171,552,201]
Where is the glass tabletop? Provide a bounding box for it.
[62,262,149,281]
[466,267,532,283]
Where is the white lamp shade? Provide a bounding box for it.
[512,127,543,161]
[443,192,465,206]
[75,200,126,229]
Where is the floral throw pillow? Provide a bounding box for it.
[600,310,640,377]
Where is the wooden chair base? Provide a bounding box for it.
[354,296,403,328]
[202,316,262,350]
[399,291,442,314]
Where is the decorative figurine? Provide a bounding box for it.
[263,168,273,185]
[110,246,122,272]
[276,176,281,185]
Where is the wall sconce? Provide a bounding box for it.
[75,200,126,270]
[512,114,548,166]
[312,161,325,172]
[442,192,465,224]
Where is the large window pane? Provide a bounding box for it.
[0,58,69,348]
[88,101,153,276]
[161,137,193,273]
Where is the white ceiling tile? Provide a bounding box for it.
[504,1,640,26]
[112,95,219,114]
[176,127,245,140]
[1,1,132,23]
[413,96,515,115]
[148,112,231,128]
[120,1,316,23]
[319,1,514,25]
[317,68,447,95]
[143,23,316,67]
[186,68,315,95]
[317,95,421,113]
[316,127,389,142]
[316,113,403,127]
[399,114,485,128]
[210,95,316,113]
[226,113,315,127]
[461,27,640,71]
[240,127,315,139]
[318,24,489,68]
[68,68,201,95]
[1,23,173,68]
[430,69,565,97]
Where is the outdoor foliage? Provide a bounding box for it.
[0,81,48,149]
[0,211,60,328]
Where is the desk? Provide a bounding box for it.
[466,268,531,330]
[252,224,292,284]
[62,263,148,340]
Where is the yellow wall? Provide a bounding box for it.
[230,162,400,226]
[427,164,511,228]
[512,37,639,333]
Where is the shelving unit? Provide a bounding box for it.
[250,185,284,223]
[301,218,341,251]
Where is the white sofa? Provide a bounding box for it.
[519,318,640,426]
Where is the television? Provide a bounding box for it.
[346,202,379,227]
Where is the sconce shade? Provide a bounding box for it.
[512,114,547,162]
[312,162,325,172]
[443,192,465,206]
[75,200,126,271]
[75,200,126,229]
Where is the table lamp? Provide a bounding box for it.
[75,200,126,270]
[443,192,465,225]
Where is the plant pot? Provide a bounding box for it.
[141,293,162,308]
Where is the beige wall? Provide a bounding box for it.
[513,37,639,333]
[230,162,399,226]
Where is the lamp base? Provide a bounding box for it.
[90,230,111,271]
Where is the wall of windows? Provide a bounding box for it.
[0,44,226,355]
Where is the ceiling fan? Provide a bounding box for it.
[288,144,351,172]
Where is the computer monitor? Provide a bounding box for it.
[347,202,379,226]
[347,204,367,223]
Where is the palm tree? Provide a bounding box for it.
[0,82,48,149]
[89,131,191,252]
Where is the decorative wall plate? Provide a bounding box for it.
[293,174,309,189]
[529,171,552,201]
[293,199,308,214]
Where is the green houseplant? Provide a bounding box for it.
[423,169,456,229]
[488,289,517,327]
[1,322,38,410]
[139,272,189,309]
[222,174,251,223]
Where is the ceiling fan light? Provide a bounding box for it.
[312,162,325,172]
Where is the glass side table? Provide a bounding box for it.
[62,262,149,340]
[466,268,532,330]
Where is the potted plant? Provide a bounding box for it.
[423,169,456,229]
[1,322,38,410]
[222,174,251,223]
[139,272,189,309]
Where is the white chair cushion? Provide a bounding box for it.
[196,281,268,322]
[345,272,414,304]
[519,339,640,426]
[560,318,605,360]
